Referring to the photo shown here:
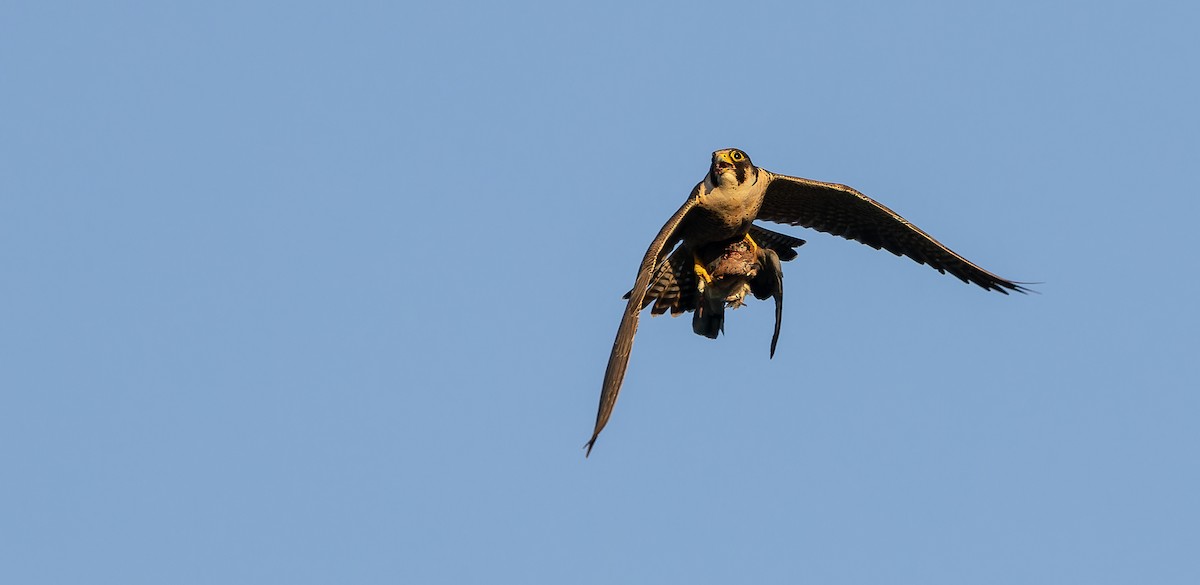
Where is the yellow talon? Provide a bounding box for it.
[693,253,713,284]
[742,233,760,254]
[695,234,759,284]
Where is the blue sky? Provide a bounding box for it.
[2,1,1198,583]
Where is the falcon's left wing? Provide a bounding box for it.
[757,171,1030,294]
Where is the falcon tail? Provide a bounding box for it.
[692,299,724,339]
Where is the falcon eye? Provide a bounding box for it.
[731,151,744,161]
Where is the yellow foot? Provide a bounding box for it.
[741,233,760,255]
[692,252,713,284]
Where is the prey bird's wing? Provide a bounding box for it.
[749,247,785,358]
[586,188,701,456]
[757,171,1030,294]
[748,224,806,262]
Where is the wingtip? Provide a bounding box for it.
[1012,281,1040,295]
[997,280,1039,295]
[584,437,597,458]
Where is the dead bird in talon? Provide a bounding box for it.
[626,225,803,354]
[691,234,788,360]
[587,148,1032,457]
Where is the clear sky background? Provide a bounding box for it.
[3,1,1198,583]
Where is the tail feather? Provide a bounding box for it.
[692,298,724,339]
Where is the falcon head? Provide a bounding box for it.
[709,148,756,188]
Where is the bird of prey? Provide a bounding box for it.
[584,148,1029,456]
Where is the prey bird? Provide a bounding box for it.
[625,224,805,357]
[585,148,1029,456]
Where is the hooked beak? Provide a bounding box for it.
[713,151,735,172]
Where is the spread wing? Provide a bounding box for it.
[586,189,701,456]
[756,171,1030,294]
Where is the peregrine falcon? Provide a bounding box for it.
[584,148,1030,456]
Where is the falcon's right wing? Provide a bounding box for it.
[586,187,701,457]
